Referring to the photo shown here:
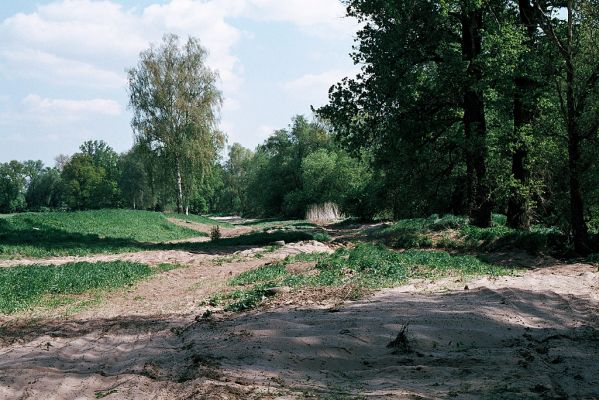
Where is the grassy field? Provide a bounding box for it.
[0,210,204,258]
[0,210,332,259]
[209,242,513,311]
[0,261,181,314]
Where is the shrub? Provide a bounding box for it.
[210,225,221,241]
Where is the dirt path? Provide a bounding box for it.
[1,260,597,399]
[167,218,254,238]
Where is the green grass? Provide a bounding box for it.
[0,210,205,258]
[0,261,181,314]
[165,213,234,227]
[370,214,567,254]
[209,243,512,311]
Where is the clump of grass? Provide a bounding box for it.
[210,243,512,312]
[587,253,599,266]
[229,263,287,286]
[306,202,344,224]
[369,213,566,255]
[0,261,157,314]
[461,224,566,254]
[0,210,204,258]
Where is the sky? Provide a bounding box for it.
[0,0,359,165]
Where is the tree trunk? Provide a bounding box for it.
[462,7,492,228]
[508,0,538,229]
[507,76,533,229]
[564,0,590,254]
[175,156,184,214]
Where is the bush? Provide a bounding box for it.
[210,225,221,241]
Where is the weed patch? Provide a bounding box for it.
[0,261,180,314]
[210,243,511,312]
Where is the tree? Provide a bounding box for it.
[0,161,26,213]
[128,34,224,214]
[536,0,599,253]
[319,0,503,225]
[119,148,149,210]
[26,167,64,211]
[61,141,121,210]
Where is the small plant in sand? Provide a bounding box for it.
[210,225,222,241]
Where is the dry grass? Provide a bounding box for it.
[306,202,344,224]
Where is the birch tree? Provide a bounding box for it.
[128,34,224,214]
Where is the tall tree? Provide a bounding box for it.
[319,0,503,226]
[537,0,599,253]
[506,0,542,228]
[128,34,224,214]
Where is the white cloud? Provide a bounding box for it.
[23,94,121,117]
[257,124,276,139]
[0,0,245,93]
[283,68,358,106]
[1,49,125,88]
[244,0,357,37]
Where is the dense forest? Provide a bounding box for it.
[1,0,598,254]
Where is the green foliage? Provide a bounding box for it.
[239,116,376,219]
[229,263,287,286]
[214,243,511,312]
[0,261,154,314]
[371,214,566,254]
[128,34,225,214]
[61,141,121,210]
[0,161,28,213]
[0,210,202,258]
[461,225,566,254]
[26,167,64,211]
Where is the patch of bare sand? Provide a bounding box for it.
[1,260,598,399]
[168,218,254,238]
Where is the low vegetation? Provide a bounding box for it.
[0,261,181,314]
[208,243,512,312]
[0,209,205,258]
[369,214,569,255]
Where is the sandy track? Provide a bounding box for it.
[0,261,597,399]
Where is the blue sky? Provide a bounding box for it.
[0,0,358,165]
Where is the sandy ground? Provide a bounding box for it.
[0,262,597,398]
[0,222,598,399]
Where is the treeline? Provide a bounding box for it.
[0,140,148,212]
[315,0,599,253]
[0,117,373,218]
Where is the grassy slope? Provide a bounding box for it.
[0,261,182,314]
[211,243,512,311]
[370,214,567,254]
[0,210,204,258]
